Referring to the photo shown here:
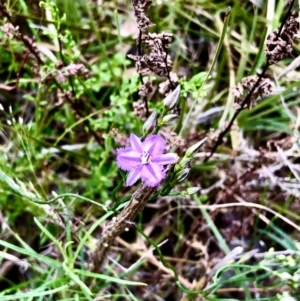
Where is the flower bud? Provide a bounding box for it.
[185,137,207,158]
[181,188,200,196]
[186,187,201,195]
[163,85,180,110]
[143,111,157,135]
[161,114,177,125]
[176,168,190,182]
[174,157,191,171]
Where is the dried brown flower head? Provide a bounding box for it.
[128,32,173,77]
[233,75,274,109]
[265,11,299,65]
[0,23,19,39]
[110,128,129,146]
[159,72,179,95]
[56,63,91,83]
[64,63,91,78]
[131,0,154,32]
[138,80,153,97]
[133,99,147,120]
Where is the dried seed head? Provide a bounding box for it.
[64,63,91,78]
[128,32,173,77]
[133,99,147,120]
[233,76,274,109]
[138,80,153,97]
[265,12,299,65]
[0,23,20,39]
[131,0,154,31]
[110,128,129,147]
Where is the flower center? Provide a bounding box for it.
[141,151,152,164]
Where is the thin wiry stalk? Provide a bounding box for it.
[204,0,296,162]
[137,29,149,117]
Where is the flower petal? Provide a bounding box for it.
[130,134,143,152]
[142,135,166,157]
[152,153,179,165]
[116,147,141,171]
[126,165,142,186]
[141,162,165,187]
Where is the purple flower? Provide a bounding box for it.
[116,134,179,187]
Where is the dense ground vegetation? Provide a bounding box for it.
[0,0,300,300]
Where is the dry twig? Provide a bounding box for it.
[89,184,156,271]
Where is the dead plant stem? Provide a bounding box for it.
[89,184,156,271]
